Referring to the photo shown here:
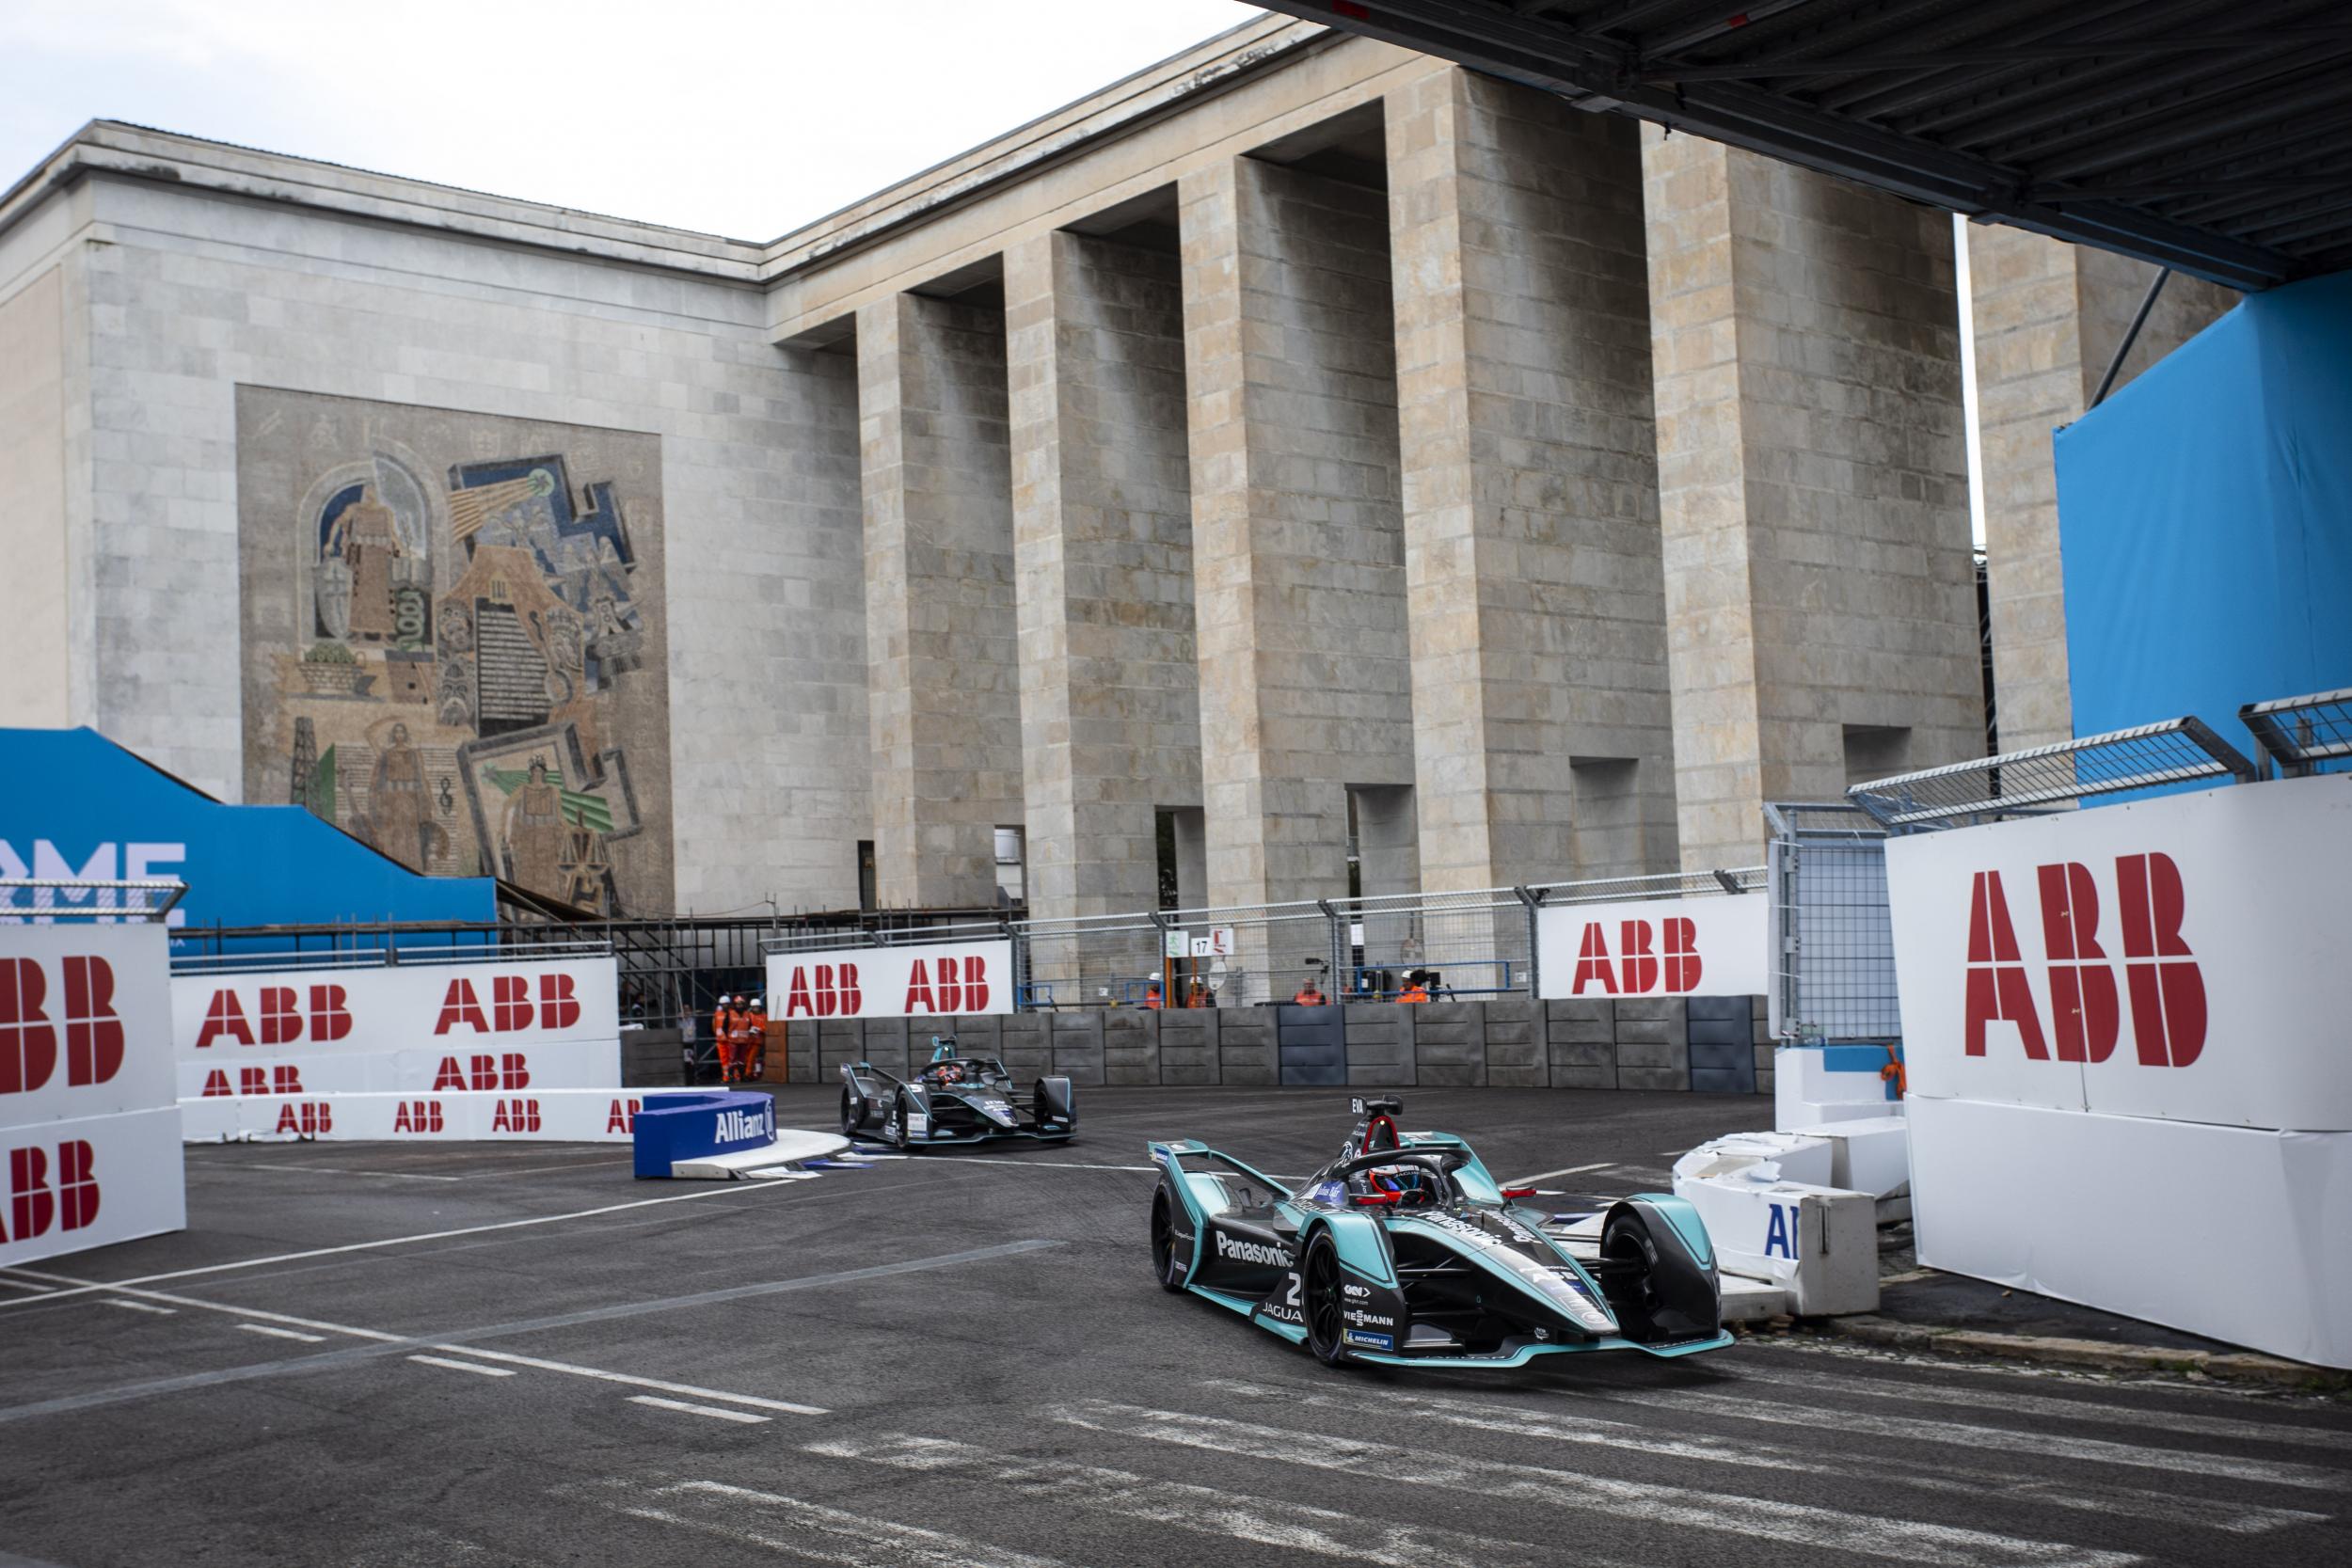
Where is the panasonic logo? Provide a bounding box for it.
[1214,1231,1294,1269]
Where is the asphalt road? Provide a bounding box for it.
[3,1085,2346,1568]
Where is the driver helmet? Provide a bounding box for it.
[935,1059,964,1085]
[1362,1164,1437,1207]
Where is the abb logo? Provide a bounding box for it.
[199,1065,305,1098]
[275,1101,333,1135]
[606,1097,641,1134]
[2,1141,100,1243]
[1966,853,2205,1068]
[430,1053,532,1092]
[1566,919,1705,996]
[434,974,580,1036]
[780,963,862,1019]
[392,1100,444,1133]
[195,986,351,1049]
[1,955,125,1093]
[902,955,989,1015]
[489,1098,541,1132]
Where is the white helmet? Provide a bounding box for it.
[718,993,733,1006]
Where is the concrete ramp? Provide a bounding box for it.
[669,1129,849,1180]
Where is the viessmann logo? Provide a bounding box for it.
[1963,853,2205,1067]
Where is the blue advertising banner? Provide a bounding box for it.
[0,727,493,932]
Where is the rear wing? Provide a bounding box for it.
[1147,1139,1294,1200]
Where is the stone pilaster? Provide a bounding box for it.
[1179,153,1414,916]
[855,291,1024,908]
[1644,129,1983,867]
[1967,225,2236,752]
[1004,230,1200,924]
[1388,69,1676,890]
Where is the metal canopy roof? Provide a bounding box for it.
[1263,0,2352,290]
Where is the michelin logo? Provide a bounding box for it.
[715,1107,771,1143]
[1215,1231,1295,1269]
[1344,1329,1394,1350]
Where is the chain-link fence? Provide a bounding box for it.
[1765,803,1899,1045]
[0,879,185,924]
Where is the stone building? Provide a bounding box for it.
[0,14,2230,921]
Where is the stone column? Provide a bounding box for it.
[1179,154,1415,913]
[1004,229,1200,995]
[855,291,1025,908]
[1967,225,2236,752]
[1643,129,1983,868]
[1181,152,1413,1003]
[1387,69,1677,892]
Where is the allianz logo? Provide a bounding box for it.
[1215,1230,1294,1269]
[715,1107,770,1142]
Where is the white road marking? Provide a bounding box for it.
[103,1300,173,1315]
[0,1180,804,1312]
[617,1481,1074,1567]
[0,1277,56,1293]
[1732,1361,2352,1455]
[627,1396,767,1423]
[1504,1161,1614,1183]
[442,1347,826,1416]
[807,1431,1652,1568]
[207,1163,464,1183]
[1062,1401,2137,1568]
[409,1354,515,1377]
[1598,1386,2346,1494]
[237,1323,326,1344]
[1201,1379,2325,1537]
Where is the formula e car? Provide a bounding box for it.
[841,1038,1076,1149]
[1148,1097,1730,1368]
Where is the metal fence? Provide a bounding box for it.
[2242,686,2352,777]
[0,879,185,925]
[1846,715,2256,829]
[760,869,1764,1012]
[1765,803,1900,1046]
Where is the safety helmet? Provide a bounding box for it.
[749,997,766,1013]
[718,993,733,1006]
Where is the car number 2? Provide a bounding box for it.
[1283,1272,1302,1308]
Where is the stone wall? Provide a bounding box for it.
[775,996,1770,1093]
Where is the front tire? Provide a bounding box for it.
[1302,1233,1350,1366]
[1150,1194,1187,1291]
[838,1088,862,1139]
[887,1090,912,1152]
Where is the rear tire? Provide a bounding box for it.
[1150,1194,1187,1291]
[1302,1233,1350,1367]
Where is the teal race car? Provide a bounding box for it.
[1148,1098,1731,1369]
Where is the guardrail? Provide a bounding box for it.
[0,879,185,925]
[170,939,613,975]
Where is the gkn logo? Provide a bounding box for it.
[1965,853,2205,1068]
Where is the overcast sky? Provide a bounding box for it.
[1,0,1262,239]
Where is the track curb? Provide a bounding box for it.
[1804,1314,2349,1391]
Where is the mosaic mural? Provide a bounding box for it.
[237,389,673,914]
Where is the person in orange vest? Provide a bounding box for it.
[1294,978,1327,1005]
[727,1001,764,1085]
[742,996,770,1081]
[1143,980,1164,1009]
[1397,972,1432,1004]
[709,993,739,1084]
[1184,977,1212,1008]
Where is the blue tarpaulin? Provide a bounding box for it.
[2055,271,2352,762]
[0,726,494,934]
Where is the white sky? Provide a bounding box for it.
[0,0,1261,240]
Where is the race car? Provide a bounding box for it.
[840,1038,1076,1149]
[1147,1096,1730,1368]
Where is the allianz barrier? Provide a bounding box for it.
[628,1090,780,1178]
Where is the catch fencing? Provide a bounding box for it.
[765,869,1764,1012]
[0,879,185,925]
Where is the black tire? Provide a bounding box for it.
[887,1090,912,1152]
[1150,1193,1187,1291]
[1302,1232,1350,1367]
[838,1087,861,1139]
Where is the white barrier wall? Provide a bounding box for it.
[172,956,621,1101]
[1536,895,1767,1000]
[3,923,186,1266]
[766,941,1014,1021]
[1889,773,2352,1366]
[181,1089,647,1142]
